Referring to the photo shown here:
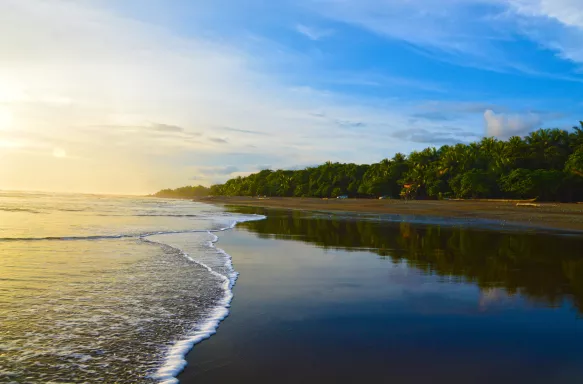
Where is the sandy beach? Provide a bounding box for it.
[199,197,583,232]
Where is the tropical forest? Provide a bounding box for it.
[156,123,583,202]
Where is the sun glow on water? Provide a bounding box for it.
[0,192,263,383]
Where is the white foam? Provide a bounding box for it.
[0,229,209,242]
[145,214,265,384]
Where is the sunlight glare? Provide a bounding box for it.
[52,148,67,158]
[0,140,23,149]
[0,107,14,131]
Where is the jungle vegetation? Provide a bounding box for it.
[159,123,583,202]
[153,185,210,198]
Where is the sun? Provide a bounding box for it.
[53,148,67,158]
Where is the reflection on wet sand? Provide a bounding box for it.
[230,207,583,313]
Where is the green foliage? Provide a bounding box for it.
[159,122,583,202]
[153,185,210,198]
[359,154,408,198]
[449,170,496,198]
[210,163,371,198]
[499,169,564,200]
[565,147,583,177]
[499,169,535,198]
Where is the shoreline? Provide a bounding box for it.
[148,215,266,383]
[196,196,583,233]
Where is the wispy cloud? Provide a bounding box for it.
[392,127,473,146]
[218,127,269,135]
[305,0,583,76]
[209,137,229,144]
[186,165,241,184]
[195,165,240,175]
[334,119,365,129]
[150,123,184,133]
[506,0,583,67]
[295,24,334,40]
[410,112,453,122]
[509,0,583,29]
[306,0,512,62]
[317,72,446,93]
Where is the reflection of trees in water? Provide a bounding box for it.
[231,207,583,313]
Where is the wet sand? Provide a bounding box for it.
[179,207,583,383]
[200,197,583,232]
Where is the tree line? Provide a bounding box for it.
[157,122,583,201]
[153,185,210,198]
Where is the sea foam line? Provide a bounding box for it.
[0,229,210,242]
[143,215,265,384]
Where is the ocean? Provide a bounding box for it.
[0,191,263,383]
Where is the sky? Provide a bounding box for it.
[0,0,582,194]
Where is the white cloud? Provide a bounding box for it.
[484,109,542,139]
[305,0,512,61]
[306,0,583,73]
[191,165,240,177]
[506,0,583,65]
[295,24,334,40]
[0,0,444,193]
[3,0,573,194]
[509,0,583,28]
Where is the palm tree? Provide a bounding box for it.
[569,122,583,150]
[405,148,440,198]
[525,128,570,169]
[566,148,583,177]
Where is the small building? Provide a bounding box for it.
[400,183,416,200]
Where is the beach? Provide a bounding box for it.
[200,197,583,232]
[180,206,583,383]
[0,193,263,383]
[4,193,583,383]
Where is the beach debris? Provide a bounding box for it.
[516,203,541,208]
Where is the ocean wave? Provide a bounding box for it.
[0,207,43,214]
[0,209,266,383]
[144,215,265,383]
[0,215,265,243]
[134,214,201,218]
[56,208,88,212]
[94,214,201,218]
[0,230,205,242]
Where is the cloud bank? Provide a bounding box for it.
[484,109,542,139]
[0,0,578,193]
[0,0,420,192]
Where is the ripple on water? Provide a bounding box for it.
[0,234,225,383]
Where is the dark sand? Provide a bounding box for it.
[179,207,583,384]
[200,196,583,232]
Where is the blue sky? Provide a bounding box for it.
[0,0,582,193]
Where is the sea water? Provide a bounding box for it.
[0,191,263,383]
